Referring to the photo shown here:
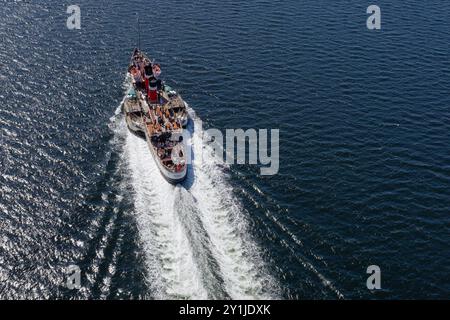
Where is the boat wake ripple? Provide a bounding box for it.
[115,98,278,299]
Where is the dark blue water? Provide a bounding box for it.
[0,0,449,299]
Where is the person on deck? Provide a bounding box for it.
[130,67,143,90]
[152,63,162,79]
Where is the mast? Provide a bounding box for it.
[137,16,141,49]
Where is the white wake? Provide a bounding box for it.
[125,127,207,299]
[117,98,278,299]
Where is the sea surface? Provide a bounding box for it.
[0,0,449,299]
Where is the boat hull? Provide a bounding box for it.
[125,49,189,185]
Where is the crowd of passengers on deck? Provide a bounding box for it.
[148,105,181,134]
[129,48,162,102]
[152,133,185,172]
[129,48,182,134]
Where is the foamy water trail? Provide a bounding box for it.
[187,113,278,299]
[116,90,278,298]
[125,126,208,299]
